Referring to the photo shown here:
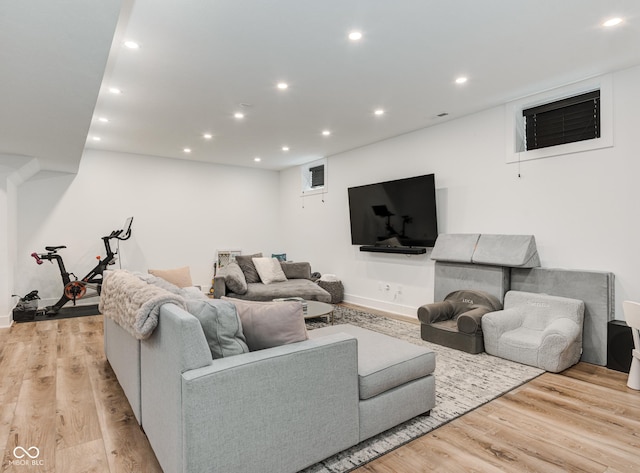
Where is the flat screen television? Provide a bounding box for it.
[348,174,438,250]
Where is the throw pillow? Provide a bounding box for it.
[148,266,193,288]
[280,261,312,280]
[186,299,249,359]
[222,298,308,351]
[235,253,262,284]
[223,262,248,294]
[252,257,287,285]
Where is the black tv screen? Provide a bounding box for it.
[348,174,438,247]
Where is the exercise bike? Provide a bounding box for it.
[31,217,133,315]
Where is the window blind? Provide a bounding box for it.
[523,90,600,151]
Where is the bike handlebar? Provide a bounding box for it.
[31,252,43,265]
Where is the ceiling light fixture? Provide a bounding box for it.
[455,77,468,84]
[348,31,363,41]
[234,112,244,119]
[183,148,191,153]
[603,17,623,27]
[254,157,261,162]
[123,40,140,49]
[374,109,385,116]
[108,87,122,94]
[98,117,109,123]
[92,136,101,141]
[282,146,290,151]
[322,130,331,136]
[203,133,213,139]
[277,82,288,90]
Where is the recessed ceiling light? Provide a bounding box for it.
[254,157,261,162]
[374,109,385,116]
[183,148,191,153]
[282,146,290,151]
[277,82,288,90]
[123,40,140,49]
[234,112,244,119]
[203,133,213,140]
[322,130,331,136]
[348,31,363,41]
[98,117,109,123]
[92,136,101,141]
[603,17,623,27]
[455,77,468,85]
[108,87,122,94]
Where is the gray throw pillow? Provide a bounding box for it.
[186,299,249,359]
[280,261,312,280]
[235,253,262,284]
[222,298,308,351]
[223,262,248,294]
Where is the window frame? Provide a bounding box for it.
[505,74,613,163]
[300,158,328,196]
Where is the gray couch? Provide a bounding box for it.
[104,303,435,473]
[214,260,331,302]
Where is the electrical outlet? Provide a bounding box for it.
[384,283,391,291]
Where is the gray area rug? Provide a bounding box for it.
[301,305,544,473]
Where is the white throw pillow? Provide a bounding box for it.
[252,257,287,284]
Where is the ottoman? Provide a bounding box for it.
[309,324,436,440]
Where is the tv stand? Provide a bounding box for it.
[359,245,427,255]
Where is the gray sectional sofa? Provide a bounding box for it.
[103,272,436,473]
[214,260,331,302]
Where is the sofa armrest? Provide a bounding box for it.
[417,301,454,324]
[481,308,525,354]
[212,275,227,298]
[180,333,360,473]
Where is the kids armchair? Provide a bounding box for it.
[482,291,585,373]
[417,290,503,354]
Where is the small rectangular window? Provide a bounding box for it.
[522,90,600,151]
[309,165,325,188]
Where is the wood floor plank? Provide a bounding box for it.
[56,355,103,450]
[55,438,110,473]
[485,395,640,472]
[0,342,33,404]
[85,355,162,473]
[2,376,56,473]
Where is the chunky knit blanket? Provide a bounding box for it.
[99,269,186,339]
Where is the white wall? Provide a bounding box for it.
[0,179,13,326]
[279,66,640,319]
[15,149,282,306]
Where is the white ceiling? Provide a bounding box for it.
[3,1,640,173]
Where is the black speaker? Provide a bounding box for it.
[607,320,633,373]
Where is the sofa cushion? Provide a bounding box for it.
[235,253,262,283]
[223,262,248,294]
[280,261,312,280]
[186,299,249,359]
[309,324,435,400]
[227,279,331,303]
[148,266,193,288]
[223,298,308,351]
[252,257,287,284]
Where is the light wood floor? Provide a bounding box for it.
[1,314,639,473]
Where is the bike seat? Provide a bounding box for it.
[45,246,66,251]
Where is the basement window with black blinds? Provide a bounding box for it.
[522,90,600,151]
[309,164,325,188]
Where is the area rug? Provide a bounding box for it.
[301,305,544,473]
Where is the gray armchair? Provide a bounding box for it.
[482,291,585,372]
[417,290,503,354]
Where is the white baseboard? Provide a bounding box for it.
[343,293,418,319]
[0,312,12,328]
